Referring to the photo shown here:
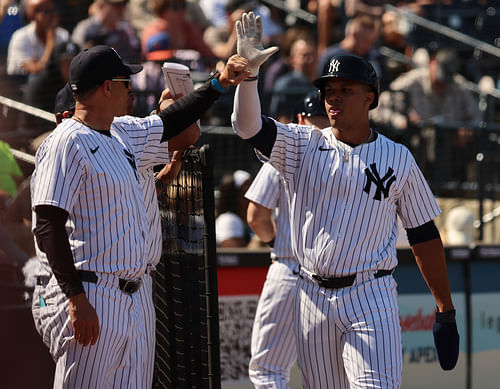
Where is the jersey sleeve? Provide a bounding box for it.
[268,119,312,183]
[31,132,86,213]
[397,155,441,229]
[112,115,170,170]
[244,162,280,210]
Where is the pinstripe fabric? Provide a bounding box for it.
[30,115,169,388]
[294,274,402,389]
[262,121,439,388]
[245,163,299,388]
[248,258,299,388]
[269,122,441,277]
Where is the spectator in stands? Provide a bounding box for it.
[18,41,80,137]
[203,0,254,60]
[261,26,312,105]
[371,47,482,130]
[131,31,174,115]
[141,0,215,69]
[7,0,69,76]
[371,47,482,182]
[215,170,252,247]
[127,0,210,38]
[72,0,140,62]
[317,13,391,91]
[0,0,23,65]
[23,41,80,115]
[269,35,317,122]
[54,0,94,34]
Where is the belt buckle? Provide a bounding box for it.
[121,279,142,295]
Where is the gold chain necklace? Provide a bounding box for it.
[337,128,374,163]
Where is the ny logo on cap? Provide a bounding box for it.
[328,59,340,73]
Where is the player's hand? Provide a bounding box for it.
[235,11,278,76]
[219,54,251,87]
[68,293,100,346]
[433,309,459,370]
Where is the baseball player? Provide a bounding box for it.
[49,82,185,387]
[245,92,328,388]
[231,12,459,388]
[30,45,248,388]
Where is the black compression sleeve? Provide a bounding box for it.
[158,81,220,142]
[34,205,84,297]
[405,220,440,245]
[246,116,277,158]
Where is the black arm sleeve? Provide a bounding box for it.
[405,220,440,245]
[158,81,220,142]
[34,205,84,297]
[245,116,277,158]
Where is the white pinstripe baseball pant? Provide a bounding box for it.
[294,271,403,389]
[32,272,152,389]
[249,258,299,388]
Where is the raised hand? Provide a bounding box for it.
[235,12,279,76]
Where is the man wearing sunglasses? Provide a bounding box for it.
[72,0,140,62]
[30,45,249,388]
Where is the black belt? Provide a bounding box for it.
[79,270,142,295]
[308,269,394,289]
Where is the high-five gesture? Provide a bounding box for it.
[236,12,279,76]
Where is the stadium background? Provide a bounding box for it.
[1,1,500,388]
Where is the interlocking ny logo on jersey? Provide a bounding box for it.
[363,163,396,200]
[328,59,340,73]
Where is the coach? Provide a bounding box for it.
[30,45,248,388]
[231,12,459,388]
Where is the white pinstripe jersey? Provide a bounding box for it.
[111,119,164,267]
[244,162,295,260]
[266,121,441,277]
[31,115,170,279]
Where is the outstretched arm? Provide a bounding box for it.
[232,12,279,142]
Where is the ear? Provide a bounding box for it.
[103,80,113,97]
[365,90,375,107]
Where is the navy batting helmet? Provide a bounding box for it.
[313,54,379,109]
[300,90,324,117]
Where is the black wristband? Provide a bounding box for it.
[435,308,456,323]
[265,238,275,248]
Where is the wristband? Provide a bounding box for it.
[210,77,228,93]
[435,308,456,323]
[265,238,275,248]
[208,69,228,93]
[244,75,258,82]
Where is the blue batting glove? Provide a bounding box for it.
[433,309,459,370]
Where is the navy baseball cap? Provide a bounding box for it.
[69,45,142,93]
[54,83,76,115]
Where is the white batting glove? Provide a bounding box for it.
[236,11,279,77]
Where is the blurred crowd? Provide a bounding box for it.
[1,0,500,261]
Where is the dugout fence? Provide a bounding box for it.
[154,145,221,389]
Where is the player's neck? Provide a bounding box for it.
[332,126,373,146]
[72,108,113,132]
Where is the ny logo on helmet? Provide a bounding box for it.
[328,59,340,73]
